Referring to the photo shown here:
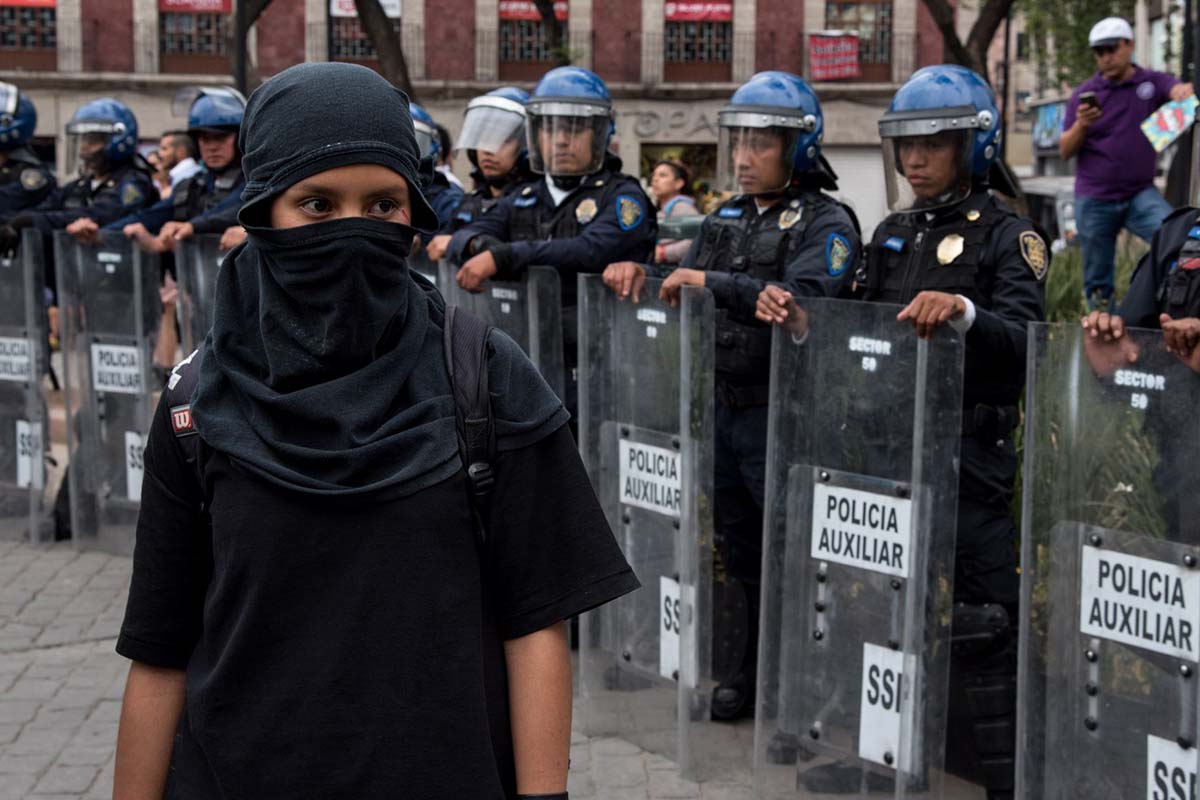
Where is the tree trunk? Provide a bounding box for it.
[354,0,417,99]
[919,0,1016,82]
[533,0,570,65]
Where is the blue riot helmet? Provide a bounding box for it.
[409,103,439,160]
[0,83,36,151]
[526,66,613,177]
[456,87,528,176]
[878,64,1000,210]
[65,97,138,176]
[173,86,246,134]
[716,71,823,195]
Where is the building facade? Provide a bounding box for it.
[2,0,947,234]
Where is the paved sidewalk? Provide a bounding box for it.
[0,541,751,799]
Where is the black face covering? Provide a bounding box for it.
[191,63,567,497]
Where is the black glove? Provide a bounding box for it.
[0,224,19,257]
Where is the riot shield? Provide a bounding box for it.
[56,231,161,556]
[409,250,440,288]
[175,234,225,354]
[437,261,564,399]
[1017,322,1200,799]
[576,275,729,779]
[753,297,964,799]
[0,230,49,542]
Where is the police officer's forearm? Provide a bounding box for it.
[504,621,571,794]
[113,661,186,800]
[1058,120,1087,161]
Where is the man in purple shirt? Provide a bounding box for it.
[1060,16,1193,309]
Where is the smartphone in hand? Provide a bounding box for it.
[1080,91,1100,110]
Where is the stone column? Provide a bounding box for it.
[55,0,83,71]
[731,0,755,81]
[641,0,662,84]
[475,0,497,81]
[132,0,159,73]
[568,0,592,69]
[305,0,328,62]
[892,0,917,83]
[403,0,425,78]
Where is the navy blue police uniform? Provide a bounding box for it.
[105,164,244,236]
[0,148,55,215]
[1119,205,1200,327]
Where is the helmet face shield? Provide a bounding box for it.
[716,125,801,195]
[526,101,610,176]
[456,97,526,157]
[0,83,17,117]
[882,129,972,212]
[66,119,124,176]
[412,118,436,160]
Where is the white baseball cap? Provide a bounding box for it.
[1089,17,1134,48]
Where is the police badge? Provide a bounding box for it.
[575,198,597,225]
[1020,231,1049,281]
[19,168,46,192]
[778,208,802,230]
[936,233,965,265]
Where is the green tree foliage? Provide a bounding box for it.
[1024,0,1136,91]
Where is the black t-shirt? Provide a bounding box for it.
[117,393,638,799]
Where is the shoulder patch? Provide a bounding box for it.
[882,236,905,253]
[617,194,645,231]
[170,404,196,437]
[19,168,47,192]
[121,182,145,207]
[514,194,538,208]
[826,233,852,277]
[1019,230,1049,281]
[718,206,744,219]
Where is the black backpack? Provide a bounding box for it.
[161,304,497,541]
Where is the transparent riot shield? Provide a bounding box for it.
[0,231,49,542]
[437,261,564,399]
[1017,322,1200,799]
[576,275,726,778]
[56,231,161,555]
[753,297,964,799]
[409,250,439,288]
[175,234,225,354]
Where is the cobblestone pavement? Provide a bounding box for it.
[0,540,752,798]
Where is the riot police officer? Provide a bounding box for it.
[759,65,1045,797]
[606,70,861,721]
[411,102,464,232]
[63,88,246,253]
[448,65,656,410]
[425,86,533,261]
[0,82,55,214]
[0,98,155,292]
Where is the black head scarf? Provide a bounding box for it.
[191,62,567,497]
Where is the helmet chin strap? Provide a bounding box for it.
[551,174,583,191]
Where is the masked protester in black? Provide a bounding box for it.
[111,62,637,800]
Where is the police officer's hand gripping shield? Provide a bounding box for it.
[1017,322,1200,798]
[753,296,964,798]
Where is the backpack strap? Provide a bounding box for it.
[164,348,205,495]
[443,304,497,543]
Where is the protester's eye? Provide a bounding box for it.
[369,198,400,217]
[298,197,332,215]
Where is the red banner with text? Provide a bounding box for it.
[663,1,731,21]
[498,0,567,21]
[809,33,861,80]
[159,0,231,13]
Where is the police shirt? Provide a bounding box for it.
[0,148,55,214]
[104,165,245,235]
[858,191,1047,411]
[445,163,656,307]
[117,393,638,799]
[679,189,860,382]
[25,160,156,231]
[1119,205,1200,327]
